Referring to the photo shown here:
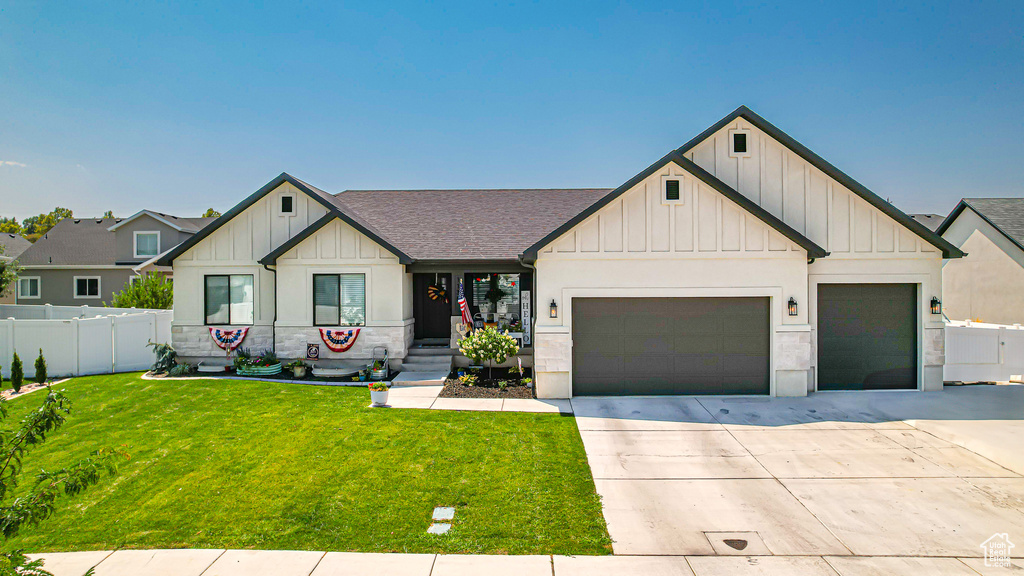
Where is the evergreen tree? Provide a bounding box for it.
[34,349,47,384]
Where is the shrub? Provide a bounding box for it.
[458,326,519,379]
[458,373,478,387]
[498,380,512,391]
[34,349,47,384]
[10,352,23,393]
[148,341,178,374]
[522,377,532,386]
[107,272,173,309]
[167,363,195,377]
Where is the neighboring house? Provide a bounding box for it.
[15,211,214,306]
[160,106,962,398]
[0,233,32,304]
[910,213,944,232]
[936,198,1024,325]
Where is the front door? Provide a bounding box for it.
[413,273,452,339]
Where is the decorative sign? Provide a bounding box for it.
[455,322,470,338]
[521,291,531,346]
[306,343,320,360]
[209,327,249,351]
[319,328,360,352]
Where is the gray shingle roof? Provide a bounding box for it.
[334,189,612,260]
[910,214,944,232]
[16,218,118,265]
[961,198,1024,248]
[0,233,31,260]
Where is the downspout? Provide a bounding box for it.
[263,264,277,354]
[518,255,538,350]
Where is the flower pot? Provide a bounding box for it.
[237,363,282,376]
[370,368,387,381]
[370,389,389,407]
[291,366,307,379]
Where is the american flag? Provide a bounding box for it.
[458,280,473,326]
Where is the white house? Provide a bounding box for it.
[161,106,963,398]
[935,198,1024,325]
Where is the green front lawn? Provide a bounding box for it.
[3,374,610,555]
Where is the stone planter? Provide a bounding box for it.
[236,363,282,376]
[370,389,389,407]
[291,366,308,379]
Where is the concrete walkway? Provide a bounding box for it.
[30,550,1024,576]
[385,384,572,413]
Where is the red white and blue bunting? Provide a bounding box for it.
[209,327,249,351]
[319,328,360,352]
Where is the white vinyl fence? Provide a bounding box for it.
[945,321,1024,383]
[0,305,172,379]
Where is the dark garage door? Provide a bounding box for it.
[817,284,917,390]
[571,297,770,396]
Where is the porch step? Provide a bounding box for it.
[408,346,459,357]
[412,338,450,347]
[403,354,453,372]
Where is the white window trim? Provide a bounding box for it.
[134,230,161,259]
[17,276,41,299]
[279,193,297,217]
[73,276,102,299]
[729,128,752,158]
[661,175,685,205]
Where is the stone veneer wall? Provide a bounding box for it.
[774,330,812,396]
[275,325,412,368]
[173,325,275,362]
[533,331,571,398]
[923,326,945,391]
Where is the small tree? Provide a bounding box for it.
[106,272,172,309]
[34,350,47,384]
[202,208,221,218]
[9,353,23,394]
[458,326,519,379]
[0,246,21,301]
[0,390,126,574]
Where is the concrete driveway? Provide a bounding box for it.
[571,386,1024,559]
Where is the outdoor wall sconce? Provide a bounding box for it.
[788,297,798,316]
[931,297,942,315]
[549,299,558,319]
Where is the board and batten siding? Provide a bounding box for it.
[685,117,938,258]
[539,163,804,258]
[274,218,407,327]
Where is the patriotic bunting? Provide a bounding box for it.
[209,327,249,351]
[319,328,360,352]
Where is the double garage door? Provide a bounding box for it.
[571,285,916,396]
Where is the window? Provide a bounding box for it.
[134,231,160,258]
[661,175,684,205]
[470,274,521,316]
[204,275,254,325]
[74,276,101,299]
[729,129,752,157]
[313,274,365,326]
[280,194,296,216]
[17,277,40,299]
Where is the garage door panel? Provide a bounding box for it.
[572,297,769,396]
[817,284,916,391]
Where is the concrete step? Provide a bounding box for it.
[408,347,459,356]
[403,364,452,373]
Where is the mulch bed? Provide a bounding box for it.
[439,367,535,399]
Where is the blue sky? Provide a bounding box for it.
[1,1,1021,220]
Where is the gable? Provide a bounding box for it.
[274,218,399,263]
[941,205,1024,269]
[172,181,330,264]
[681,107,962,258]
[537,160,811,259]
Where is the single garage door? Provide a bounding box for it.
[817,284,917,390]
[572,297,770,396]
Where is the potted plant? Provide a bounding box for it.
[286,360,309,379]
[368,381,389,407]
[369,359,387,381]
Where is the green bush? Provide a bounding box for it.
[458,327,519,379]
[148,341,179,374]
[167,363,195,377]
[107,272,172,309]
[10,352,23,393]
[34,348,47,384]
